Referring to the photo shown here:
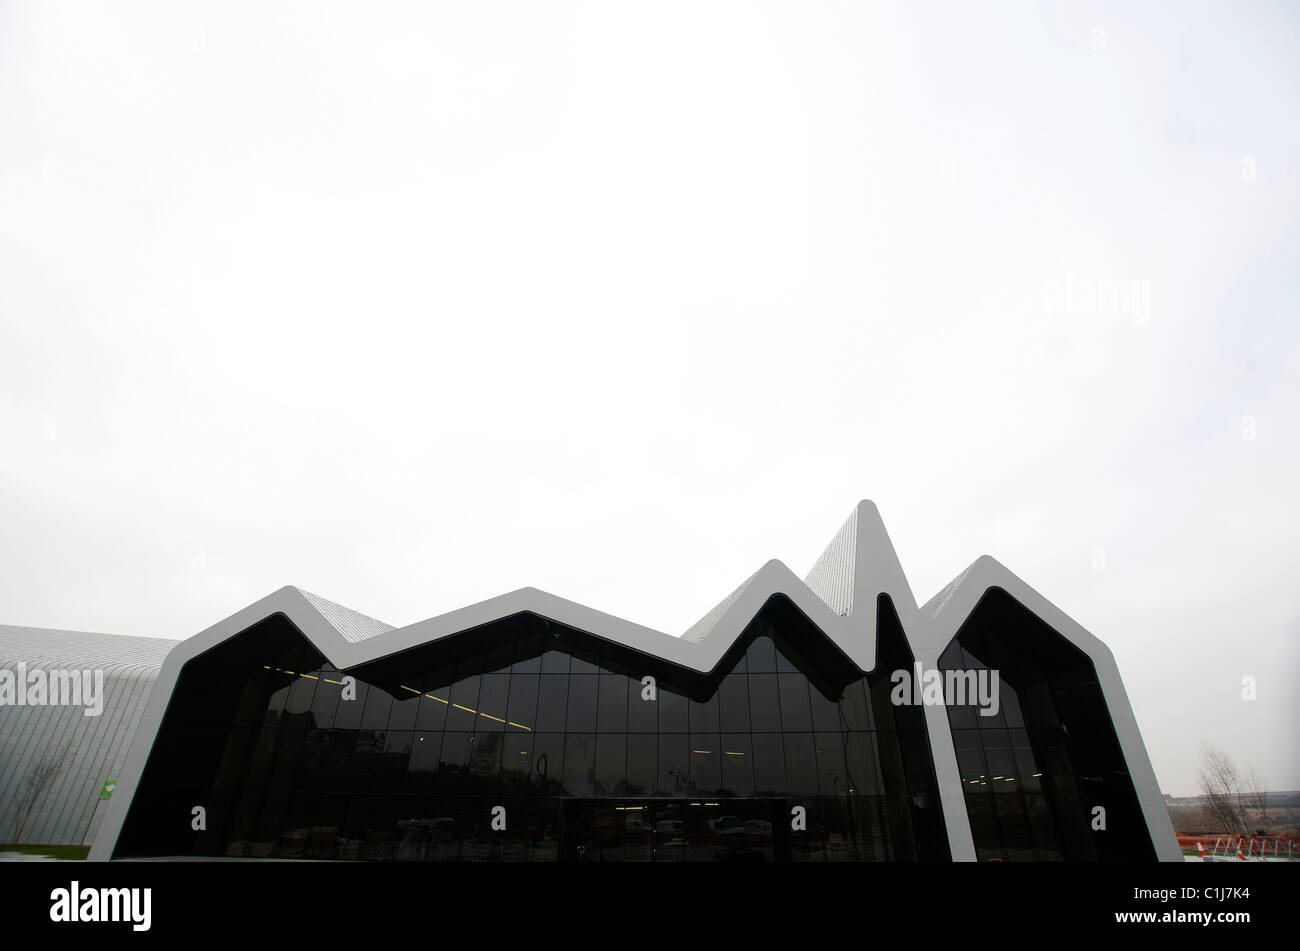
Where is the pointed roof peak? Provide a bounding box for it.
[803,499,917,620]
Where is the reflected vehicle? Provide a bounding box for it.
[654,818,685,836]
[396,816,458,861]
[430,817,456,840]
[792,821,829,858]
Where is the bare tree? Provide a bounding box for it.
[1198,743,1248,834]
[11,740,72,845]
[1244,768,1271,831]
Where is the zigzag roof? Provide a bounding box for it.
[187,501,924,675]
[148,500,1118,678]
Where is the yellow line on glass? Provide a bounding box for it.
[262,668,533,731]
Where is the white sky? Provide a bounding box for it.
[1,1,1297,797]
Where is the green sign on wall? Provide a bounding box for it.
[99,780,116,799]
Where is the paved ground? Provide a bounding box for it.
[0,851,70,862]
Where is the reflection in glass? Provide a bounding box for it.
[117,602,964,862]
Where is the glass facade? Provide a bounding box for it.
[116,595,951,861]
[939,587,1156,861]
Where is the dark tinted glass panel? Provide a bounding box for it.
[333,682,363,729]
[532,733,565,794]
[415,689,450,731]
[479,643,516,676]
[311,677,343,729]
[1002,681,1027,729]
[745,635,778,672]
[385,730,414,756]
[501,732,534,788]
[476,674,510,732]
[658,734,689,797]
[438,732,472,785]
[752,733,786,795]
[688,694,720,733]
[445,676,479,731]
[388,693,419,731]
[720,734,754,796]
[778,674,812,732]
[844,732,880,796]
[540,649,570,673]
[505,675,538,732]
[285,674,318,716]
[748,674,782,731]
[783,733,818,796]
[815,732,849,795]
[562,733,595,797]
[626,734,656,796]
[627,677,658,732]
[594,733,627,797]
[775,645,802,673]
[410,732,441,774]
[658,689,688,732]
[535,676,568,732]
[469,733,503,787]
[565,675,598,733]
[838,679,872,731]
[265,683,291,723]
[510,634,544,674]
[689,737,721,794]
[809,685,841,732]
[597,676,628,732]
[717,674,750,732]
[360,685,393,729]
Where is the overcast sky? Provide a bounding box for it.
[1,1,1297,797]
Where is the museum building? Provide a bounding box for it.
[85,502,1182,862]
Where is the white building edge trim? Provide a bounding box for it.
[89,501,1181,862]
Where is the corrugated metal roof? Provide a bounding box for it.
[0,625,176,671]
[0,625,173,847]
[804,505,858,617]
[680,566,766,643]
[295,588,394,644]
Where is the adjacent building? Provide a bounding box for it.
[0,626,174,848]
